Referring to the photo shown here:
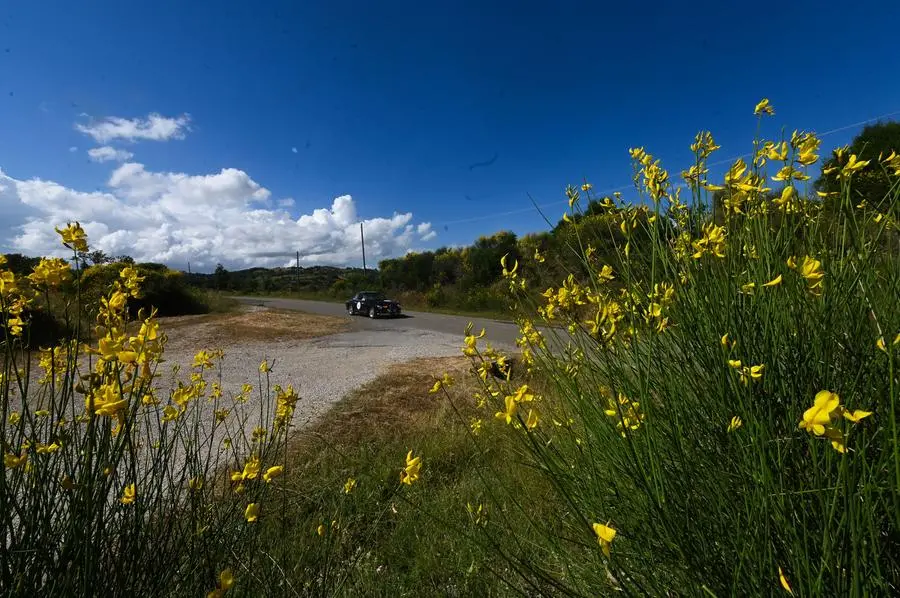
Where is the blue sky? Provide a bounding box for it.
[1,0,898,269]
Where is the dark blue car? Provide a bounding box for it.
[346,291,401,318]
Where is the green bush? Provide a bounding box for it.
[0,230,347,595]
[424,284,445,307]
[452,109,900,595]
[460,285,507,313]
[80,262,209,318]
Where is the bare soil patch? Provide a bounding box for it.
[160,306,348,351]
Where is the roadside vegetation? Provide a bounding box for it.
[2,104,899,595]
[0,254,235,345]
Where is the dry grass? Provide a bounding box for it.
[161,306,349,349]
[289,356,472,452]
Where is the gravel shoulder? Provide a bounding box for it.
[159,306,469,430]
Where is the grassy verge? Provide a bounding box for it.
[254,356,556,595]
[192,288,241,313]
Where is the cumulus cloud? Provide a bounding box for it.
[75,113,191,143]
[0,162,436,270]
[87,146,135,163]
[416,222,437,241]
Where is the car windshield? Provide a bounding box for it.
[361,292,385,301]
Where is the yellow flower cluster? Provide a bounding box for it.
[207,568,235,598]
[586,292,624,344]
[726,360,765,385]
[0,262,30,337]
[719,158,772,216]
[754,98,775,116]
[540,274,587,321]
[37,343,75,385]
[494,384,538,429]
[55,222,89,252]
[273,384,300,430]
[643,282,675,334]
[692,223,727,259]
[466,501,488,527]
[630,146,671,203]
[500,253,525,292]
[516,318,545,371]
[602,389,644,436]
[429,372,455,393]
[592,521,616,556]
[799,390,872,453]
[120,483,137,505]
[822,148,870,181]
[876,332,900,353]
[881,150,900,177]
[462,322,486,357]
[787,255,824,296]
[28,257,72,289]
[232,455,281,495]
[400,450,422,485]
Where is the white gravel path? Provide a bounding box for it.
[160,320,467,431]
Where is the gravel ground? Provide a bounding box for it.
[160,307,468,431]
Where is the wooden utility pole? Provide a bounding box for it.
[360,222,367,271]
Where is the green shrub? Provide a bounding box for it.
[451,106,900,595]
[460,285,507,313]
[0,231,331,595]
[424,284,445,307]
[80,261,209,318]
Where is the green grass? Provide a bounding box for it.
[193,288,241,313]
[251,356,558,596]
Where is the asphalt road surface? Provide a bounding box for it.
[234,296,520,348]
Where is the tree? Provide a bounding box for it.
[88,250,111,265]
[816,121,900,203]
[464,231,518,288]
[432,248,463,285]
[402,252,435,291]
[213,263,230,291]
[1,253,41,275]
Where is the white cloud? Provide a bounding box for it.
[416,222,437,241]
[0,162,437,270]
[88,146,135,163]
[75,113,191,143]
[278,198,295,207]
[68,146,78,153]
[291,147,298,153]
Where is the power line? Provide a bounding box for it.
[437,107,900,229]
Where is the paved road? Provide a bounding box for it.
[233,296,520,348]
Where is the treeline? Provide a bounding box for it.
[369,121,900,312]
[187,210,647,314]
[375,217,647,312]
[186,265,377,296]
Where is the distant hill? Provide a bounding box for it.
[185,264,378,295]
